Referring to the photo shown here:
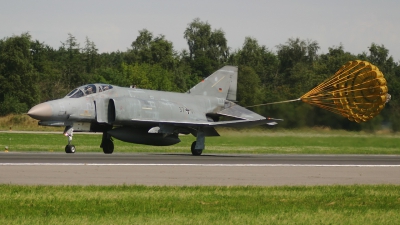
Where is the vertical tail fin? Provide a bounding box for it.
[188,66,237,100]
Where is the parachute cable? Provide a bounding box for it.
[245,98,301,108]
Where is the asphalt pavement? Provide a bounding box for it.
[1,152,399,186]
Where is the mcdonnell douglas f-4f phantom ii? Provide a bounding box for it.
[28,66,279,155]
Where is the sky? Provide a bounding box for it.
[1,0,399,60]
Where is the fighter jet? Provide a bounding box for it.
[27,66,279,155]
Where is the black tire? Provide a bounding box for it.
[65,145,76,154]
[191,141,203,156]
[102,139,114,154]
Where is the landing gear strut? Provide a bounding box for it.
[101,131,114,154]
[64,126,75,153]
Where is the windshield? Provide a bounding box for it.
[66,84,114,98]
[70,90,84,98]
[66,89,78,96]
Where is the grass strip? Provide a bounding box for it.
[1,130,400,154]
[0,185,399,224]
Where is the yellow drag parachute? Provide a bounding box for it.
[301,60,390,122]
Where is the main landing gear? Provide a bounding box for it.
[64,126,75,153]
[191,128,205,156]
[191,141,203,156]
[101,131,114,154]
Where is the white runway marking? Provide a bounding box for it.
[0,163,399,167]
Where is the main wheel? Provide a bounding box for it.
[102,139,114,154]
[65,145,76,153]
[191,141,203,156]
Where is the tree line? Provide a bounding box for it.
[0,18,399,132]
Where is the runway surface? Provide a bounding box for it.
[1,152,399,186]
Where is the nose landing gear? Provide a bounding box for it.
[64,126,75,153]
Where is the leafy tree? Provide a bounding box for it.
[365,43,395,75]
[122,63,177,91]
[97,51,125,69]
[274,38,320,100]
[229,37,279,87]
[82,36,98,74]
[0,33,40,115]
[314,45,357,77]
[0,94,29,114]
[59,33,85,87]
[184,18,229,77]
[276,38,319,75]
[171,62,197,92]
[237,66,264,107]
[30,40,67,101]
[229,37,280,120]
[127,29,176,69]
[127,29,153,64]
[360,43,400,132]
[96,67,128,87]
[389,65,400,132]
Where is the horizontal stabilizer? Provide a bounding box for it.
[216,104,265,120]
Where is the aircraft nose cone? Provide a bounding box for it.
[27,103,53,120]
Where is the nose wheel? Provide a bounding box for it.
[65,145,76,153]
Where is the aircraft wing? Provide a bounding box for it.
[127,117,279,127]
[122,101,281,128]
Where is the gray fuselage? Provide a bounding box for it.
[40,85,226,126]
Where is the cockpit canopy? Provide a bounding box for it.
[66,84,113,98]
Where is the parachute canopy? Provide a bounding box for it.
[301,60,389,123]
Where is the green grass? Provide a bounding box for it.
[0,185,399,224]
[1,129,400,154]
[1,125,399,224]
[0,114,63,131]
